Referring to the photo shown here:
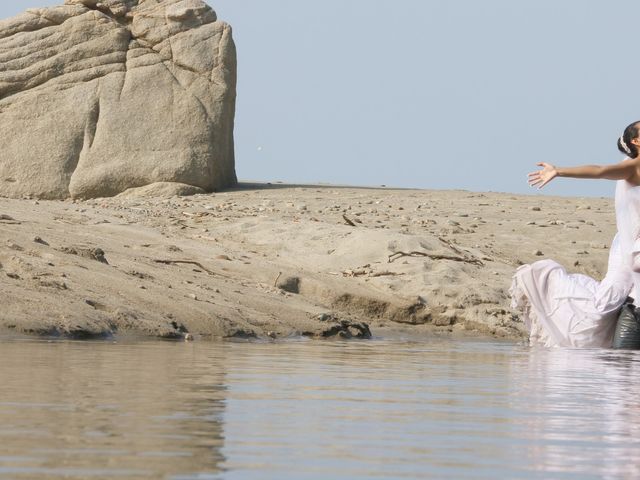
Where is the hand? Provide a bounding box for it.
[528,162,558,189]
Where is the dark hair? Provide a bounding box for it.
[618,121,640,158]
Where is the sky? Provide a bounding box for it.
[4,1,640,197]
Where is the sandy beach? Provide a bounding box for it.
[0,182,616,341]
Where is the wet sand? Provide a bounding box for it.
[0,183,615,340]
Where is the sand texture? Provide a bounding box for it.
[0,183,615,341]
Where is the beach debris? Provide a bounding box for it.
[0,214,20,224]
[342,214,357,227]
[530,206,541,211]
[59,246,109,264]
[533,250,543,256]
[33,236,49,246]
[276,276,300,294]
[38,279,68,290]
[342,265,404,278]
[84,299,107,310]
[388,251,484,266]
[127,270,153,280]
[154,259,225,277]
[370,271,405,278]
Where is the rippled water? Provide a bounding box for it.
[0,336,639,479]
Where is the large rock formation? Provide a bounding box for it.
[0,0,237,199]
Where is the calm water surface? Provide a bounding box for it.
[0,336,639,479]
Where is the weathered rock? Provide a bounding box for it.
[0,0,237,200]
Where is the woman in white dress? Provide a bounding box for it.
[510,121,640,348]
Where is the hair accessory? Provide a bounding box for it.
[620,135,632,155]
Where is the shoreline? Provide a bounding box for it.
[0,182,615,342]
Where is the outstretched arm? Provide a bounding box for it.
[528,159,638,189]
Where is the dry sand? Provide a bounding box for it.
[0,183,615,341]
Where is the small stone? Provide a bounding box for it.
[92,248,108,264]
[33,236,49,246]
[530,206,541,211]
[188,294,198,300]
[533,250,543,256]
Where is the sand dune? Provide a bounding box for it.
[0,183,615,341]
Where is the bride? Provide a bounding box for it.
[510,121,640,348]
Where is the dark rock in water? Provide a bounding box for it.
[304,318,372,340]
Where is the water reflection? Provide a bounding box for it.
[510,348,640,480]
[0,340,227,479]
[0,337,639,479]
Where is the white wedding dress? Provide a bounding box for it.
[510,180,640,348]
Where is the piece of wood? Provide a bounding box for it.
[388,251,484,266]
[153,259,227,277]
[342,214,357,227]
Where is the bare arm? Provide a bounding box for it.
[528,159,639,189]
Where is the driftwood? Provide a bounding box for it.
[342,214,357,227]
[388,251,484,266]
[370,271,405,278]
[438,236,465,255]
[342,268,405,278]
[154,259,222,276]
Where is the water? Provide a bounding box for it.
[0,336,639,480]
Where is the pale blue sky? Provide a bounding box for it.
[5,1,639,196]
